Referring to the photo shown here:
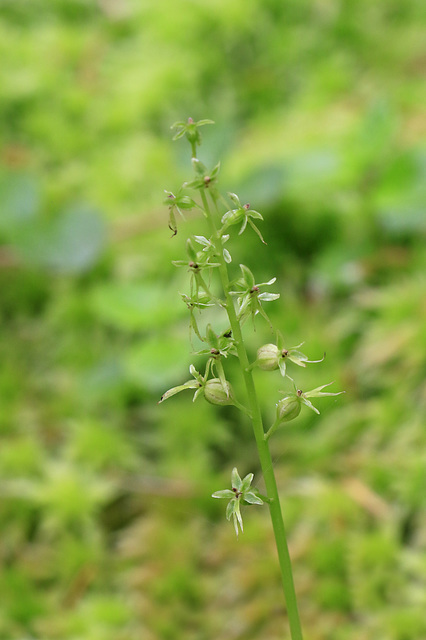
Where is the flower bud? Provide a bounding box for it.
[276,395,301,423]
[256,343,280,371]
[204,378,235,406]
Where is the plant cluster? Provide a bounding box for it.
[159,118,344,639]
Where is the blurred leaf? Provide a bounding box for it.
[90,282,182,331]
[16,205,107,273]
[0,172,40,233]
[124,333,191,391]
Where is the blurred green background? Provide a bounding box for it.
[1,1,425,639]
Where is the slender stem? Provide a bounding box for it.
[200,190,304,640]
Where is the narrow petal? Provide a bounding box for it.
[258,292,280,302]
[223,248,232,263]
[235,503,244,533]
[226,500,235,521]
[247,219,266,244]
[240,473,254,492]
[247,209,263,220]
[244,491,264,505]
[233,513,239,537]
[231,467,242,490]
[278,359,287,377]
[192,386,204,402]
[301,397,320,414]
[158,381,199,403]
[196,119,215,126]
[212,490,235,499]
[193,235,210,246]
[304,382,335,396]
[238,216,248,235]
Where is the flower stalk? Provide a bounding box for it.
[159,118,344,640]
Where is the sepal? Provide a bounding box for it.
[212,467,264,537]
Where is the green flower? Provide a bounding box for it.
[193,323,237,393]
[163,189,198,236]
[212,467,264,537]
[158,363,247,413]
[184,158,221,192]
[265,382,345,439]
[220,193,266,244]
[171,117,214,155]
[180,292,214,345]
[172,238,222,304]
[230,264,280,329]
[250,333,324,377]
[193,233,232,264]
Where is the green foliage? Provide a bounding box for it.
[0,0,425,638]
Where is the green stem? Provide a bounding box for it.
[200,190,304,640]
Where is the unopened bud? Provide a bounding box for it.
[255,344,280,371]
[204,379,235,406]
[276,395,301,423]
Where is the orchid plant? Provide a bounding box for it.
[158,118,344,640]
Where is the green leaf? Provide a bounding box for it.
[91,283,181,332]
[12,205,106,274]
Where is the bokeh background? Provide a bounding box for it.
[1,1,425,639]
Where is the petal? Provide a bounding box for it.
[210,161,221,178]
[247,219,266,244]
[212,490,235,499]
[240,473,254,493]
[223,248,232,263]
[226,500,235,521]
[235,504,244,533]
[278,359,287,377]
[247,209,263,220]
[189,364,199,377]
[304,382,345,398]
[238,216,248,235]
[192,386,204,402]
[228,193,241,206]
[158,381,199,403]
[233,513,239,537]
[239,264,255,289]
[231,467,242,490]
[258,292,280,302]
[244,491,264,505]
[193,235,210,246]
[196,119,215,126]
[301,397,320,414]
